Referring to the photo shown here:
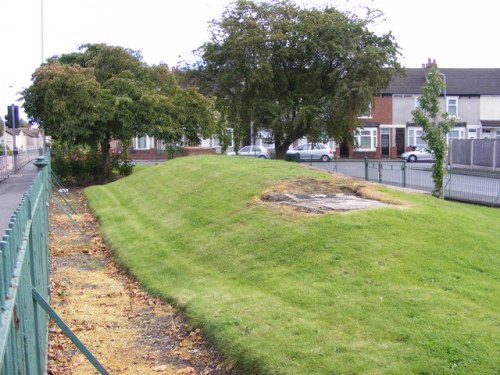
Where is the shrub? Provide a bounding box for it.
[51,144,133,185]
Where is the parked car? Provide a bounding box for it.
[286,143,334,162]
[227,145,270,159]
[400,146,435,162]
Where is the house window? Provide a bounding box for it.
[134,135,150,150]
[408,129,426,148]
[355,128,377,150]
[415,96,421,108]
[211,128,234,148]
[446,97,458,117]
[358,103,372,119]
[447,129,463,144]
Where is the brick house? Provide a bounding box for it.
[125,60,500,161]
[338,60,500,159]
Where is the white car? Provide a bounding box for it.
[400,147,435,162]
[286,143,334,162]
[227,145,270,159]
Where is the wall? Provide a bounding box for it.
[480,95,500,119]
[456,96,480,125]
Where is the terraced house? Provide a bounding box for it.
[131,60,500,160]
[340,59,500,159]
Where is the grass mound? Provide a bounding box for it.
[86,155,500,375]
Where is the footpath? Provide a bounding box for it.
[0,161,38,235]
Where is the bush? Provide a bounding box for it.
[51,145,134,185]
[111,152,134,176]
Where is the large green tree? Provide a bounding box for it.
[187,0,401,158]
[412,66,456,198]
[23,44,215,179]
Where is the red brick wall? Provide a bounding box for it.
[350,147,381,159]
[179,147,216,156]
[130,149,167,160]
[371,95,392,124]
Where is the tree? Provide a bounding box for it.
[23,44,215,180]
[187,0,401,158]
[412,66,456,198]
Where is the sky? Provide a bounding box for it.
[1,0,499,120]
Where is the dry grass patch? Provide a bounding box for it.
[257,174,408,215]
[48,188,234,375]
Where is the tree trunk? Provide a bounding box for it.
[101,138,111,182]
[274,142,292,160]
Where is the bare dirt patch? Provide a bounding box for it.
[259,175,404,214]
[48,189,235,375]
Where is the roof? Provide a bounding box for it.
[384,68,500,96]
[5,128,21,136]
[22,128,42,137]
[480,120,500,127]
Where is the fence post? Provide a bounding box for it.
[470,139,474,168]
[364,157,368,181]
[378,162,382,183]
[401,161,407,188]
[494,140,497,170]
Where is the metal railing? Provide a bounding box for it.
[299,157,500,207]
[0,148,42,183]
[0,156,51,374]
[0,153,109,374]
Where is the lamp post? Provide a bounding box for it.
[2,116,5,157]
[440,72,447,111]
[41,0,47,154]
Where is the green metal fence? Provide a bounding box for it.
[0,156,51,374]
[0,154,110,374]
[300,157,500,207]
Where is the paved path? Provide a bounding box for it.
[0,162,38,235]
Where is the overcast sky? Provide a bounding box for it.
[1,0,499,120]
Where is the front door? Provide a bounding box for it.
[381,129,390,158]
[396,128,405,156]
[339,142,349,158]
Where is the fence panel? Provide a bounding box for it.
[299,159,500,206]
[0,155,51,375]
[451,139,499,170]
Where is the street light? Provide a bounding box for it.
[440,72,447,112]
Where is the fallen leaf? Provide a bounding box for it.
[152,365,168,372]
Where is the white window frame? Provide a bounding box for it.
[354,128,377,151]
[210,128,234,148]
[446,128,464,144]
[134,135,151,150]
[446,96,459,117]
[415,96,422,108]
[408,128,427,148]
[358,102,372,119]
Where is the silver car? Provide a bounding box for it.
[227,145,270,158]
[400,146,435,162]
[286,143,334,162]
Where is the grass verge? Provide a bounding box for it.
[86,155,500,375]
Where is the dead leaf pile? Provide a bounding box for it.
[48,188,235,375]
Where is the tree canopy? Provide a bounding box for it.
[412,66,456,198]
[23,43,215,180]
[187,0,402,158]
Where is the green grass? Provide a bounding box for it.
[86,155,500,375]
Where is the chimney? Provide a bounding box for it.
[424,58,438,69]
